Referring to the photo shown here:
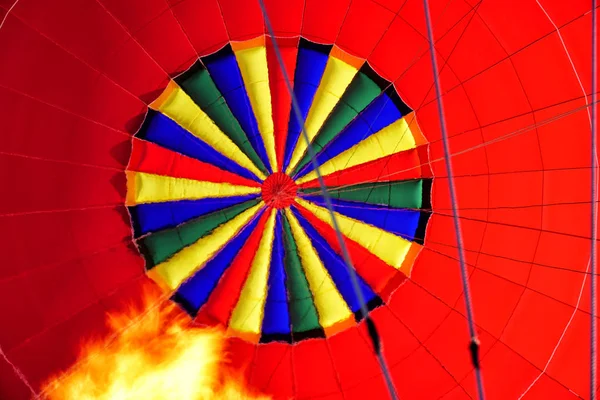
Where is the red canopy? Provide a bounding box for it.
[0,0,598,398]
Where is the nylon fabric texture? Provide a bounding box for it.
[0,1,599,399]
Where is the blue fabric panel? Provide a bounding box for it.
[291,207,376,313]
[203,49,272,173]
[261,212,291,335]
[302,196,421,241]
[142,112,261,182]
[174,208,265,314]
[129,195,259,237]
[282,46,330,171]
[293,92,404,179]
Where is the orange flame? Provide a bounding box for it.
[42,287,271,400]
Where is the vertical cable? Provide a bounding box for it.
[256,1,399,399]
[422,1,486,399]
[591,1,598,399]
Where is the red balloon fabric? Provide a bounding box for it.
[0,0,599,399]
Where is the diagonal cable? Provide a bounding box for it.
[256,1,399,399]
[422,0,486,399]
[591,1,598,399]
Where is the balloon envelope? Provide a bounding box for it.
[0,0,598,399]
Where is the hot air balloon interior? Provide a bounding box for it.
[0,0,598,399]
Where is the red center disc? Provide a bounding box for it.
[261,172,298,209]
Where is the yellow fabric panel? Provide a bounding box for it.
[229,208,277,334]
[285,56,358,174]
[296,117,417,184]
[125,171,261,205]
[149,80,266,180]
[404,113,428,146]
[234,46,278,172]
[283,209,352,328]
[148,202,264,290]
[330,45,364,69]
[296,198,412,269]
[230,36,265,51]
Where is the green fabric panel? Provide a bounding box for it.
[281,213,321,333]
[138,199,260,267]
[301,180,424,209]
[179,69,268,175]
[291,71,383,175]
